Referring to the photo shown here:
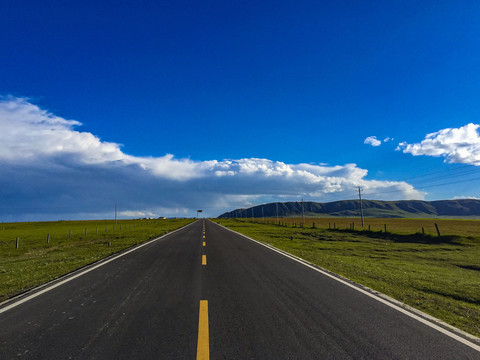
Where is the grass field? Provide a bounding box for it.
[256,217,480,237]
[0,218,195,302]
[213,218,480,338]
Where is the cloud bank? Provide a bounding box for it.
[0,96,423,220]
[397,123,480,166]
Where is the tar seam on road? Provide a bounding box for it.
[196,300,210,360]
[0,221,197,314]
[213,221,480,353]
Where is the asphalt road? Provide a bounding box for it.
[0,219,479,359]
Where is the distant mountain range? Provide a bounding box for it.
[218,199,480,219]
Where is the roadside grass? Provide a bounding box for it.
[0,218,195,302]
[213,218,480,338]
[260,217,480,237]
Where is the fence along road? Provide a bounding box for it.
[0,219,479,359]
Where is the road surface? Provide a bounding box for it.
[0,219,478,359]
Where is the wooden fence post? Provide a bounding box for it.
[47,233,50,244]
[435,223,441,237]
[16,236,19,249]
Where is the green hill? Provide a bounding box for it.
[218,199,480,219]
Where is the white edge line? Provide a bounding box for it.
[212,220,480,353]
[0,220,198,314]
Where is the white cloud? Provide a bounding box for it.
[364,136,382,146]
[451,196,480,200]
[0,96,125,163]
[383,137,393,142]
[397,123,480,166]
[0,96,424,220]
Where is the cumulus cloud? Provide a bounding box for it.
[364,136,381,146]
[397,123,480,166]
[0,96,424,220]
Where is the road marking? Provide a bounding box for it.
[203,242,206,246]
[203,235,205,238]
[0,221,198,314]
[214,221,480,352]
[196,300,209,360]
[202,255,207,265]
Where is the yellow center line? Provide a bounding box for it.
[203,235,205,239]
[196,300,209,360]
[202,255,207,265]
[203,241,206,247]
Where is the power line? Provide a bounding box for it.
[226,163,479,215]
[361,176,475,199]
[398,163,472,181]
[408,168,480,185]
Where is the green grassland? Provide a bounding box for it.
[260,217,480,237]
[0,218,194,302]
[213,218,480,337]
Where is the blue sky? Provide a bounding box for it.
[1,1,480,220]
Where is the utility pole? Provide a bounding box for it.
[301,197,305,226]
[358,187,364,227]
[115,205,117,225]
[276,202,279,223]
